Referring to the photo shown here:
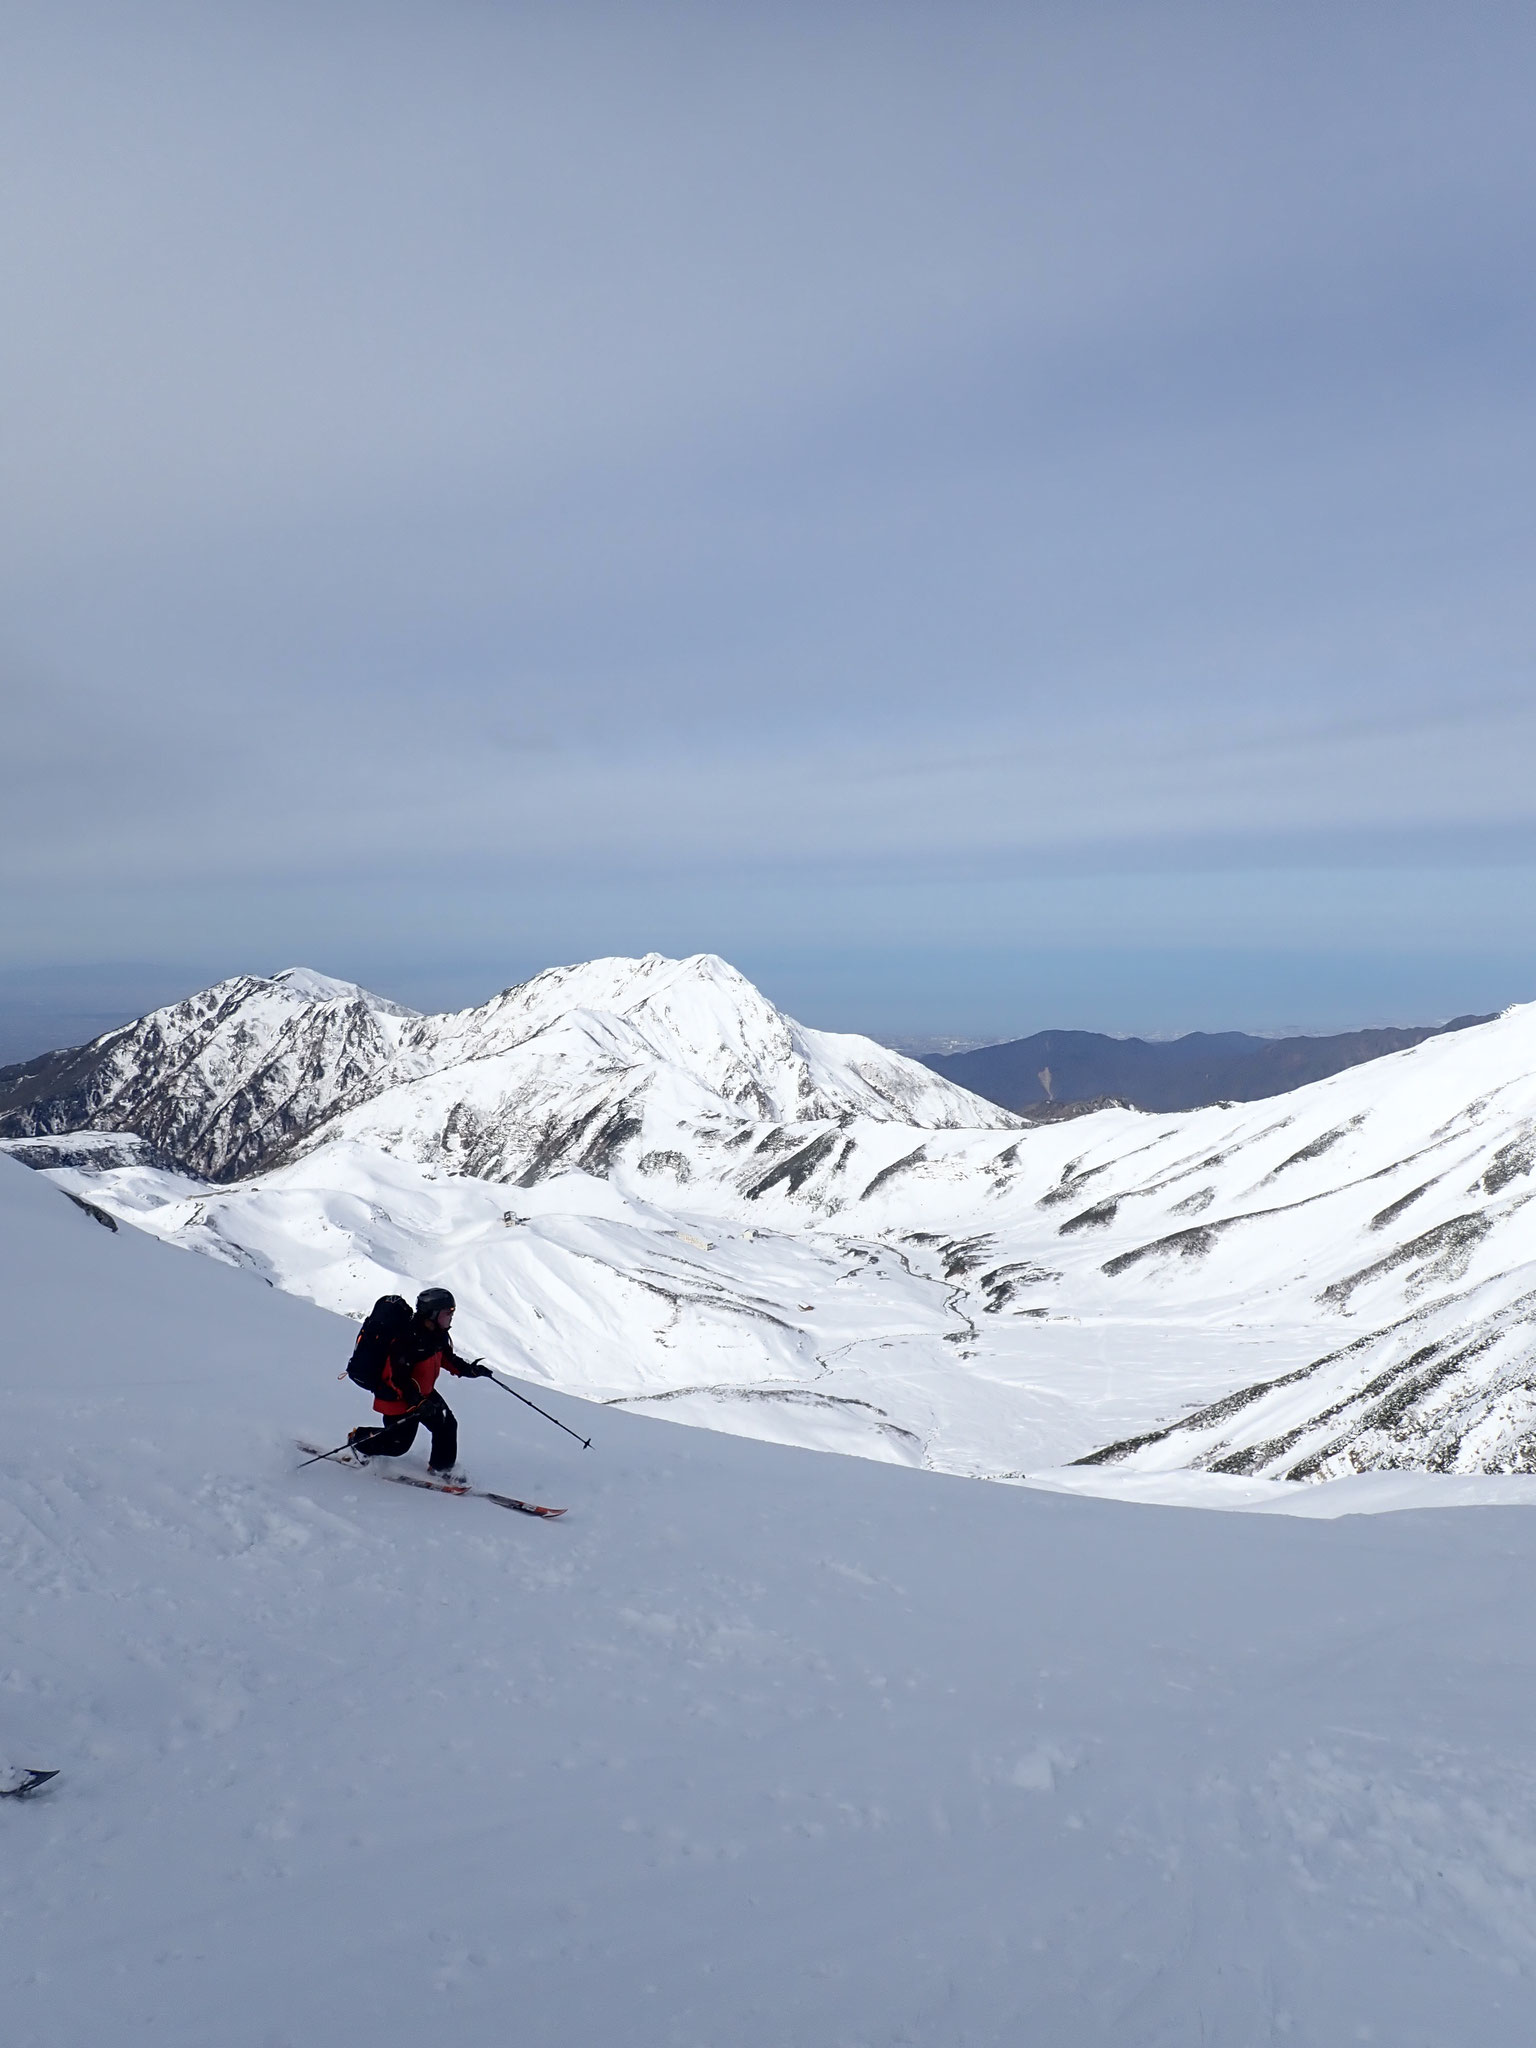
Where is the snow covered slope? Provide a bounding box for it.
[12,1148,1536,2048]
[12,958,1536,1487]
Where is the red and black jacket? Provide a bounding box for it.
[374,1317,476,1416]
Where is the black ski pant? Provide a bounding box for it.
[354,1391,458,1472]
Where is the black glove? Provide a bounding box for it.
[457,1358,493,1379]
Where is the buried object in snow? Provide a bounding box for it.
[1,1769,59,1799]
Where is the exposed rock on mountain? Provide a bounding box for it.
[0,969,420,1181]
[0,953,1014,1185]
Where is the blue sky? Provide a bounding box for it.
[3,1,1534,1047]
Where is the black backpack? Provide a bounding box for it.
[347,1294,415,1393]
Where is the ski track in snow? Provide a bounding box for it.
[10,1151,1536,2044]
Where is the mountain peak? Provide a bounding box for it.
[0,950,1015,1185]
[270,967,418,1016]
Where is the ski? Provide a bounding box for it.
[1,1769,59,1799]
[296,1445,566,1518]
[380,1469,567,1517]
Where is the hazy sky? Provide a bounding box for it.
[4,0,1535,1042]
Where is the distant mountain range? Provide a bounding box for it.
[921,1016,1497,1115]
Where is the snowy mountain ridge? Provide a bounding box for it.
[0,965,421,1181]
[10,953,1536,1492]
[0,951,1013,1185]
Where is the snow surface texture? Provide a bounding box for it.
[11,1148,1536,2048]
[9,951,1536,1490]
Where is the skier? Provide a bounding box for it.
[348,1286,489,1482]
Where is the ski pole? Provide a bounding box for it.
[295,1395,433,1469]
[480,1368,592,1449]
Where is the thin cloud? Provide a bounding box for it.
[3,1,1534,1023]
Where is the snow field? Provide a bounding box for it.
[10,1153,1536,2044]
[15,956,1536,1483]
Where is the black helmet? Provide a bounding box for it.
[416,1286,456,1318]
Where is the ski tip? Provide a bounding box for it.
[2,1769,59,1798]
